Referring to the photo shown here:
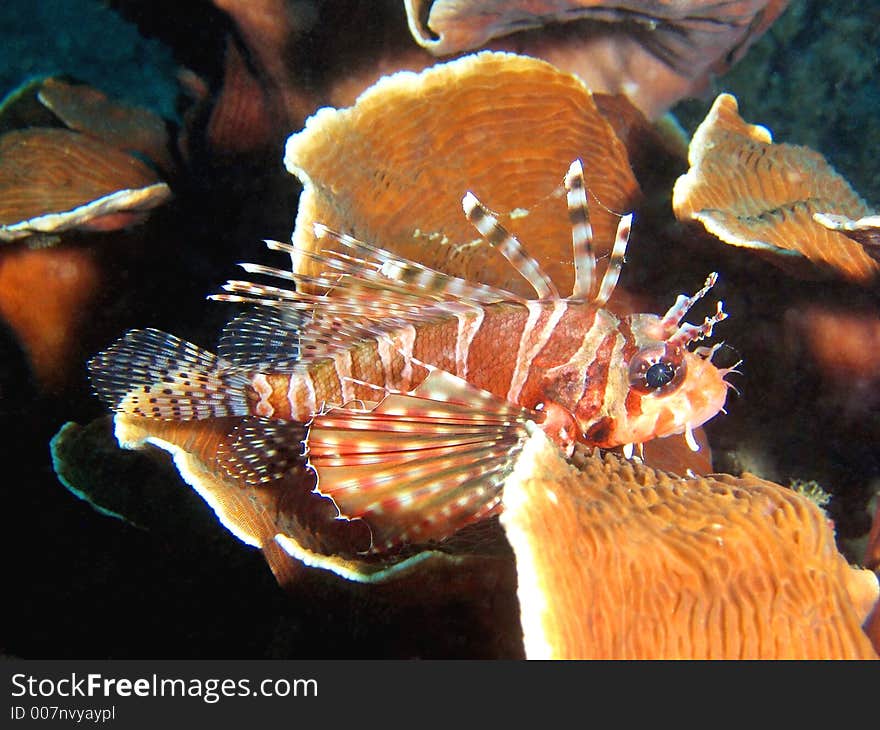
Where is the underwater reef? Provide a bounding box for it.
[2,0,879,659]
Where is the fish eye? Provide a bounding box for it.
[628,345,686,395]
[645,361,675,388]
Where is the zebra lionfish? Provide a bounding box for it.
[89,160,734,554]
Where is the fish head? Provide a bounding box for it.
[541,275,735,451]
[605,320,732,447]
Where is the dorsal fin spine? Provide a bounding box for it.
[594,213,632,306]
[565,159,597,300]
[461,191,559,300]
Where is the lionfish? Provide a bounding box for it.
[89,160,733,555]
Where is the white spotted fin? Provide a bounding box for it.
[190,368,536,552]
[217,307,305,370]
[88,328,251,420]
[306,370,535,551]
[216,417,309,485]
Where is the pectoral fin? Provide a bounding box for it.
[307,370,537,551]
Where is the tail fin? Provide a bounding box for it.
[89,328,251,420]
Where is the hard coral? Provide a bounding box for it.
[673,93,878,284]
[284,51,641,299]
[501,429,879,659]
[404,1,790,118]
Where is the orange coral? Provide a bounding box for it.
[500,429,879,659]
[673,93,878,283]
[284,51,641,298]
[0,81,172,387]
[0,245,100,388]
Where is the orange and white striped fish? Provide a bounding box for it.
[89,160,734,553]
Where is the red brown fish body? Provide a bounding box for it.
[240,294,728,454]
[90,160,734,553]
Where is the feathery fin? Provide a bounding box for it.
[306,370,536,550]
[88,328,250,420]
[217,307,305,369]
[217,417,309,485]
[462,191,559,300]
[565,159,597,300]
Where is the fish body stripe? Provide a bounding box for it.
[252,373,274,417]
[287,371,317,420]
[617,319,643,423]
[507,300,568,403]
[576,331,621,425]
[453,305,484,380]
[332,350,356,402]
[375,333,397,387]
[517,304,600,407]
[252,300,627,422]
[397,324,417,389]
[463,303,531,395]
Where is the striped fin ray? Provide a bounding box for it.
[594,212,632,306]
[215,282,435,319]
[306,370,536,550]
[217,307,305,369]
[565,158,597,300]
[562,158,634,306]
[310,224,517,303]
[217,417,309,485]
[213,230,518,311]
[246,248,451,308]
[462,191,559,299]
[88,328,250,419]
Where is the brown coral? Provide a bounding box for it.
[404,1,790,118]
[500,428,879,659]
[672,93,878,284]
[0,128,169,243]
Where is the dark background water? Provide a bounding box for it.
[0,0,177,118]
[1,0,877,659]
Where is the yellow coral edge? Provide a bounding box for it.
[113,414,263,549]
[498,422,557,659]
[0,183,171,242]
